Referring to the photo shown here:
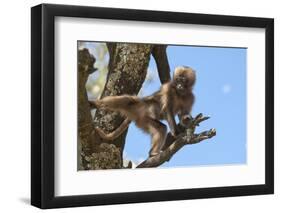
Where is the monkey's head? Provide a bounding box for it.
[173,66,196,95]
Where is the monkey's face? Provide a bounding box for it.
[173,66,196,95]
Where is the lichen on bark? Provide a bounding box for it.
[84,143,122,170]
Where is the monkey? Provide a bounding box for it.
[89,66,196,157]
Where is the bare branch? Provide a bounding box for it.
[152,45,171,84]
[136,114,216,168]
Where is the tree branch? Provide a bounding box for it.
[136,113,216,168]
[78,48,97,169]
[152,45,171,84]
[106,42,116,58]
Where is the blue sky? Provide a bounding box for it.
[80,42,247,168]
[123,45,247,167]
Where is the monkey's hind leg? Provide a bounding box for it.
[136,117,167,157]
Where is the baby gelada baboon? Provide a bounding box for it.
[90,66,196,157]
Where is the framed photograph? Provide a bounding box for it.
[31,3,274,209]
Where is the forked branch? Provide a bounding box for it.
[136,113,216,168]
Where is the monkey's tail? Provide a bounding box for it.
[94,117,131,140]
[89,95,140,111]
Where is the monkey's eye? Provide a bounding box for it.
[177,77,187,83]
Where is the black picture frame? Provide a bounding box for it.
[31,3,274,209]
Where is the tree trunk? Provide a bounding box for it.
[77,49,96,169]
[89,43,153,169]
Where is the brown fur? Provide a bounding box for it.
[90,66,196,156]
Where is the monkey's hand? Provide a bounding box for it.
[180,114,193,127]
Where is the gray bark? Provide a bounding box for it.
[77,49,96,169]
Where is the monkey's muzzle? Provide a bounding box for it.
[176,84,184,92]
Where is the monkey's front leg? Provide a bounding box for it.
[166,110,179,137]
